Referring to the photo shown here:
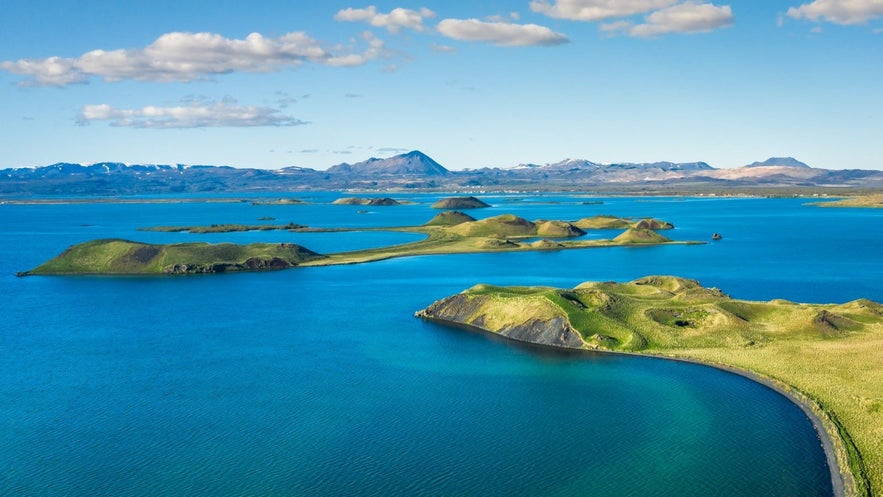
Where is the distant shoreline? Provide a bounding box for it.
[0,188,877,205]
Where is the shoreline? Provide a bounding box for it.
[418,315,853,497]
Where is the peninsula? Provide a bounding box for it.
[416,277,883,497]
[811,194,883,209]
[21,214,694,275]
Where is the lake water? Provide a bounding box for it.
[2,193,882,496]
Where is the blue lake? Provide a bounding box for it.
[2,194,882,496]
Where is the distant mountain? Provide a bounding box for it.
[326,150,448,177]
[3,151,882,195]
[745,157,811,168]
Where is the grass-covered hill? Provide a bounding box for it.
[449,214,586,238]
[573,215,674,230]
[430,196,491,209]
[22,239,324,275]
[423,211,476,226]
[612,228,673,244]
[332,197,400,206]
[417,276,883,497]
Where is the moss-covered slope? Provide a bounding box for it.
[23,239,324,275]
[573,215,674,230]
[449,214,586,238]
[423,211,476,226]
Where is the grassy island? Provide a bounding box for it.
[22,239,324,275]
[416,276,883,497]
[430,196,490,209]
[573,215,674,230]
[332,197,400,206]
[23,214,696,275]
[140,222,306,233]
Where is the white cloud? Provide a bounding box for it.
[787,0,883,25]
[603,2,734,37]
[77,98,307,128]
[530,0,679,21]
[1,30,385,86]
[436,19,569,46]
[334,6,436,33]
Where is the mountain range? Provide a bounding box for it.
[2,150,882,195]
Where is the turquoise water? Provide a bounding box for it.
[3,194,882,496]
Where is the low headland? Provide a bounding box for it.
[416,276,883,497]
[21,214,696,275]
[811,195,883,209]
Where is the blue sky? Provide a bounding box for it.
[1,0,881,171]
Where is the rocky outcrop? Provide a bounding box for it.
[416,293,586,349]
[162,257,294,274]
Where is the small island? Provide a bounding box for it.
[332,197,400,206]
[140,222,306,233]
[431,196,490,209]
[22,214,695,276]
[417,276,883,497]
[21,239,324,275]
[573,215,674,230]
[250,198,307,205]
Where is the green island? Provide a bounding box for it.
[416,276,883,497]
[21,214,693,275]
[332,197,401,206]
[811,194,883,208]
[140,222,307,233]
[21,239,324,275]
[250,198,308,205]
[430,196,490,209]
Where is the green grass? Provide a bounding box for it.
[573,216,674,230]
[417,276,883,497]
[448,214,586,238]
[431,196,490,209]
[423,211,476,226]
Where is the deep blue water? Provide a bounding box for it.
[2,194,882,496]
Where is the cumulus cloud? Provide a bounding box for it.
[602,2,734,37]
[77,98,307,128]
[1,30,386,86]
[787,0,883,24]
[436,19,569,46]
[334,5,435,32]
[530,0,679,21]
